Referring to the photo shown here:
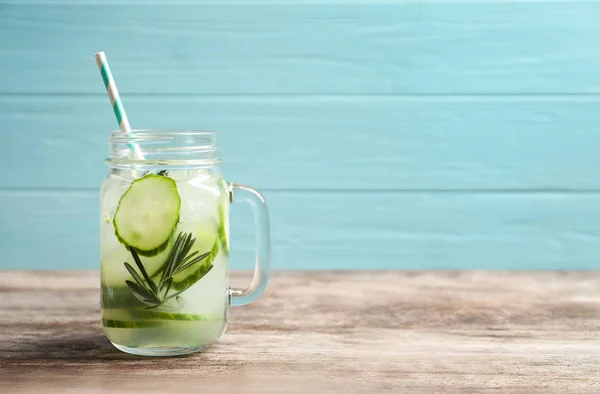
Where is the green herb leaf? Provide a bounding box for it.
[179,250,200,266]
[173,251,210,275]
[125,279,149,297]
[125,280,159,304]
[124,262,146,290]
[158,233,185,289]
[130,248,158,294]
[123,231,216,308]
[130,292,156,305]
[162,278,173,298]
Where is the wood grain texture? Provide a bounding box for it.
[5,96,600,270]
[1,271,600,393]
[3,96,600,190]
[2,1,600,270]
[4,190,600,270]
[2,2,600,94]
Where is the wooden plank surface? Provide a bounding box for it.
[4,96,600,191]
[5,190,600,270]
[1,271,600,393]
[4,1,600,271]
[2,2,600,94]
[5,96,600,270]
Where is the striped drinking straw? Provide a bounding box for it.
[94,51,144,160]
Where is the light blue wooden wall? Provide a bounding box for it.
[2,1,600,270]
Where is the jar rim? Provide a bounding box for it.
[107,129,221,168]
[110,129,217,141]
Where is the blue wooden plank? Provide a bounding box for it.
[2,189,600,270]
[2,95,600,190]
[1,2,599,94]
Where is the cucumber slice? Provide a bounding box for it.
[218,202,229,257]
[103,319,166,329]
[102,308,220,329]
[219,179,230,256]
[103,219,220,308]
[171,238,220,291]
[168,218,220,290]
[113,174,181,256]
[128,310,219,321]
[103,308,218,321]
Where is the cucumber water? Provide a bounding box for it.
[100,170,230,351]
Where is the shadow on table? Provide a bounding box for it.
[0,332,235,393]
[0,334,132,361]
[0,334,229,391]
[0,334,209,363]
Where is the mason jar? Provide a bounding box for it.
[100,130,270,356]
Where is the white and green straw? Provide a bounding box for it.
[94,51,143,160]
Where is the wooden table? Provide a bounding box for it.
[1,271,599,393]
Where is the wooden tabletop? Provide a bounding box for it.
[1,271,599,393]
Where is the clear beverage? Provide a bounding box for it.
[100,169,229,355]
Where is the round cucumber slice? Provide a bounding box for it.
[171,219,219,284]
[114,174,181,256]
[171,239,220,291]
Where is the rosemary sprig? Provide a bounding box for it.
[123,231,212,309]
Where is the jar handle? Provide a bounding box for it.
[228,184,271,306]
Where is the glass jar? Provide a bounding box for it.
[100,130,270,356]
